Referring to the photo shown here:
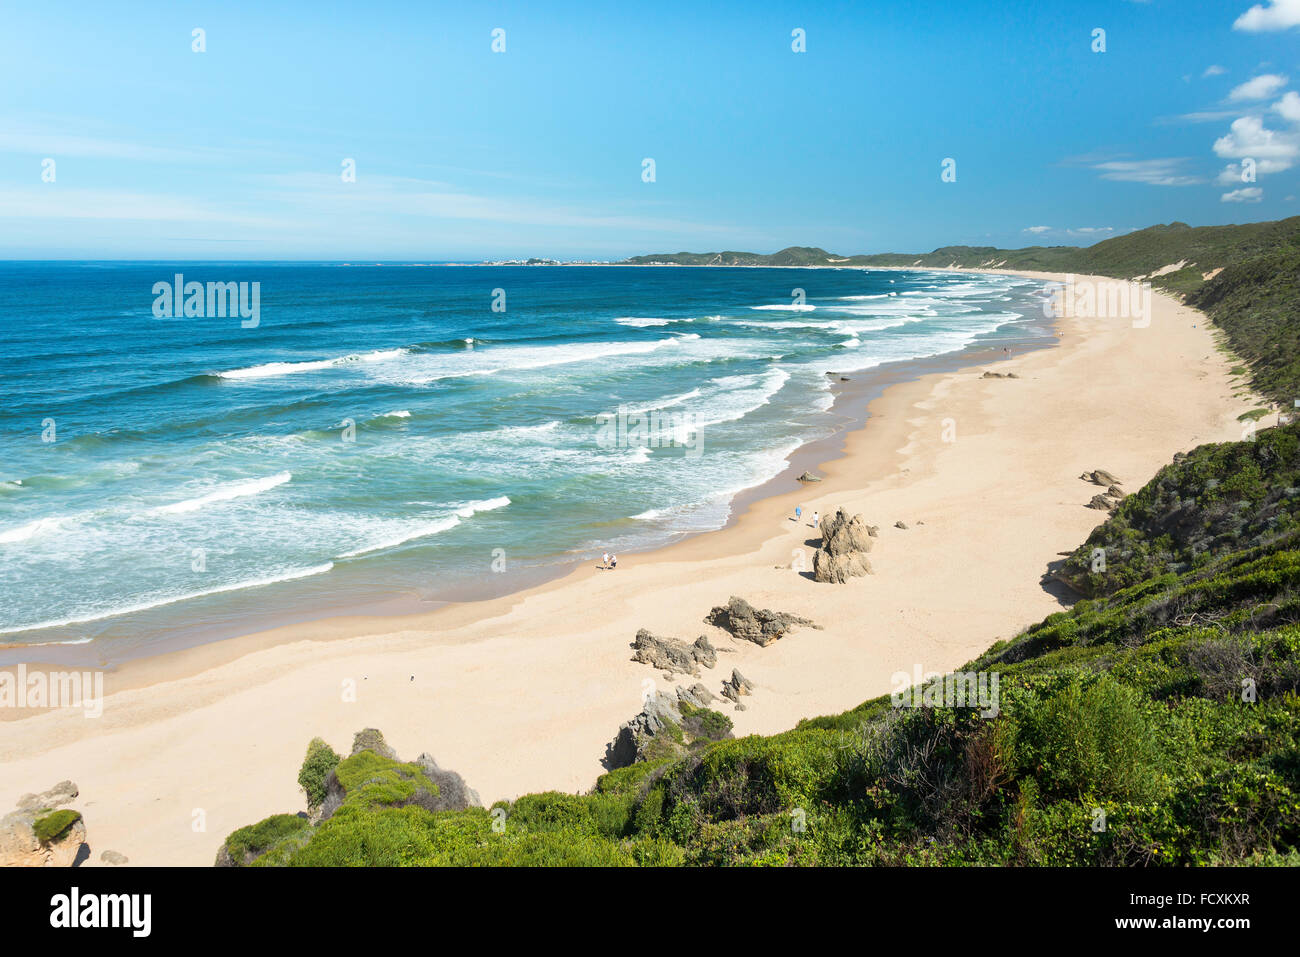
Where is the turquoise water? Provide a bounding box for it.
[0,263,1051,657]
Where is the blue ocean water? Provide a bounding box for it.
[0,263,1050,656]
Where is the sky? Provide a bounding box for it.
[1,0,1299,260]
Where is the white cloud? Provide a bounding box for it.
[1221,187,1264,202]
[1273,90,1300,123]
[1204,65,1228,77]
[1228,73,1289,101]
[1213,115,1300,171]
[1091,158,1202,186]
[1234,0,1300,31]
[1023,225,1051,234]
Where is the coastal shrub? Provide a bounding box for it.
[221,813,311,866]
[331,749,439,811]
[1005,675,1162,803]
[32,809,81,845]
[298,737,341,810]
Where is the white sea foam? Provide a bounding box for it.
[337,497,511,559]
[455,495,511,518]
[0,516,61,544]
[217,348,408,380]
[614,317,671,326]
[750,303,816,312]
[336,517,462,559]
[153,472,291,515]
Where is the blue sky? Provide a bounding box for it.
[2,0,1299,259]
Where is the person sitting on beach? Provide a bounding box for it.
[610,554,618,570]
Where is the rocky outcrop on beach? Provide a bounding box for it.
[631,629,717,676]
[1081,469,1122,487]
[604,686,735,769]
[1080,470,1126,511]
[720,669,756,709]
[0,780,87,867]
[606,691,685,768]
[705,596,821,646]
[981,371,1019,379]
[812,507,875,583]
[796,470,822,483]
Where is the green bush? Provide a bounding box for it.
[298,737,341,809]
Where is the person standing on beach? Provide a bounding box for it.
[811,511,819,529]
[795,506,802,523]
[601,551,610,569]
[610,554,618,570]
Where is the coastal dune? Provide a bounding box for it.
[0,271,1260,866]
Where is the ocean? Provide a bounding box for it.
[0,262,1052,660]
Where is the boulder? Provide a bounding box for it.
[1086,494,1114,510]
[705,596,821,646]
[630,629,716,675]
[414,754,483,810]
[796,471,822,483]
[814,549,873,583]
[810,507,875,583]
[895,520,909,529]
[676,683,716,708]
[720,669,755,707]
[605,692,684,769]
[1080,470,1122,487]
[0,784,86,868]
[350,728,397,760]
[100,849,129,866]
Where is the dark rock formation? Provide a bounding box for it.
[415,754,484,811]
[351,727,397,760]
[796,471,822,483]
[705,596,821,646]
[631,629,717,675]
[605,691,685,768]
[720,669,755,709]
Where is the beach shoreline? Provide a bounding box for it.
[0,269,1263,866]
[0,266,1056,671]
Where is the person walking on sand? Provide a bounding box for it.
[794,505,802,523]
[811,510,820,529]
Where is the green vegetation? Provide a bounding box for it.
[32,809,81,845]
[1188,248,1300,404]
[219,814,312,866]
[297,736,341,810]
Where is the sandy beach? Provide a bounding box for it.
[0,270,1263,866]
